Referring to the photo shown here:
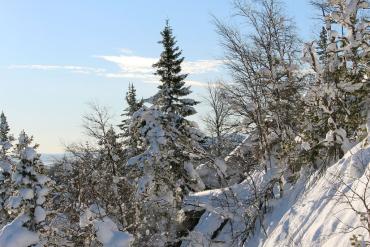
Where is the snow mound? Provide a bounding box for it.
[0,214,39,247]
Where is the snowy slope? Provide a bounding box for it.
[256,136,370,247]
[183,136,370,246]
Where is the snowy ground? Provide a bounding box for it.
[256,136,370,247]
[183,136,370,246]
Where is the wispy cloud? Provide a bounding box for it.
[8,64,106,75]
[136,78,211,88]
[119,48,134,54]
[98,55,157,75]
[8,52,223,88]
[96,54,223,80]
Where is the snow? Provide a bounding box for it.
[19,188,34,200]
[0,214,39,247]
[34,206,46,223]
[36,175,50,186]
[36,187,49,205]
[302,42,322,74]
[6,196,22,209]
[251,136,370,246]
[0,160,12,175]
[182,167,273,246]
[183,135,370,246]
[127,106,167,168]
[184,161,205,191]
[80,204,133,247]
[181,212,225,247]
[21,147,37,161]
[94,217,133,247]
[367,109,370,135]
[79,204,106,227]
[324,127,353,153]
[0,141,12,152]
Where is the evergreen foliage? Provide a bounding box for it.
[6,131,52,242]
[118,83,143,136]
[0,112,10,143]
[152,20,198,117]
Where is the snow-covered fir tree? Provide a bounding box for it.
[118,83,143,136]
[0,112,13,227]
[118,83,144,163]
[127,106,205,246]
[5,130,52,245]
[152,20,198,117]
[0,112,10,143]
[125,21,207,246]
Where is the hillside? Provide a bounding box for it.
[181,135,370,246]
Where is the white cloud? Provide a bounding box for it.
[8,64,106,75]
[98,55,157,74]
[96,54,223,80]
[8,52,223,88]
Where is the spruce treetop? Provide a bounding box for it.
[0,112,10,143]
[118,83,143,133]
[153,20,198,117]
[125,83,142,116]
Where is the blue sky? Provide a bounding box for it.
[0,0,317,153]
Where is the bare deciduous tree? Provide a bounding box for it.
[203,82,234,157]
[215,0,304,172]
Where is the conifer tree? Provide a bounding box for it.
[152,20,198,117]
[0,112,10,143]
[118,83,144,163]
[127,106,205,246]
[6,131,52,242]
[118,83,143,135]
[316,26,328,64]
[0,112,13,227]
[126,21,208,246]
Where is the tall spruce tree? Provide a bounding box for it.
[0,112,10,143]
[126,21,207,246]
[153,20,198,117]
